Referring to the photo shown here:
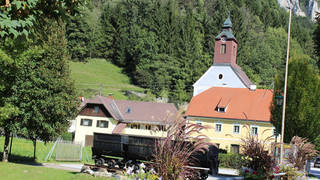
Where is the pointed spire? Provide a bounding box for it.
[223,11,232,28]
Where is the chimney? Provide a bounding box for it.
[249,85,257,91]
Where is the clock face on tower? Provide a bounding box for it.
[221,37,226,42]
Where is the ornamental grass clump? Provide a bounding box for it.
[241,124,275,177]
[287,136,318,170]
[151,111,211,180]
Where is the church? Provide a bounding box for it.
[186,17,278,153]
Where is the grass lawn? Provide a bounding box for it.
[0,162,114,180]
[69,58,144,99]
[0,136,93,164]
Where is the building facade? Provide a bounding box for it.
[74,96,177,146]
[187,17,278,153]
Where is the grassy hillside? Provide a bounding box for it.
[69,58,144,99]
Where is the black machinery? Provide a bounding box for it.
[92,133,219,179]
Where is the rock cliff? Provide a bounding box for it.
[278,0,319,21]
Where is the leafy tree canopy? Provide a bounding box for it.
[271,52,320,144]
[0,0,83,38]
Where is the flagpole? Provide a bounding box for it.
[280,5,292,164]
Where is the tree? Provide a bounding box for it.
[0,49,19,162]
[6,20,79,161]
[271,53,320,143]
[0,0,83,38]
[315,13,320,67]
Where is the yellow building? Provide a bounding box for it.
[186,17,278,153]
[74,95,177,146]
[186,87,278,153]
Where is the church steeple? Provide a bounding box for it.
[213,15,238,65]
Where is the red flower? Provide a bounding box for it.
[253,171,258,175]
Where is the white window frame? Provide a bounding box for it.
[214,123,223,133]
[80,118,93,127]
[96,120,109,128]
[251,125,259,135]
[233,124,241,134]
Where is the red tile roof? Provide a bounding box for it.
[186,87,273,122]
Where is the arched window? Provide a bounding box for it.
[220,44,226,54]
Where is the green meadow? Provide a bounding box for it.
[69,58,144,99]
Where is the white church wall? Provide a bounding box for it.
[193,65,246,96]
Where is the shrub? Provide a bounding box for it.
[218,153,243,169]
[241,125,275,176]
[279,163,303,179]
[287,136,318,170]
[61,132,73,141]
[151,111,211,180]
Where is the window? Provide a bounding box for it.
[220,44,226,54]
[273,128,277,136]
[94,106,99,113]
[145,125,151,130]
[218,107,225,112]
[233,46,236,55]
[231,144,240,154]
[215,123,222,132]
[96,120,108,128]
[157,125,166,131]
[130,124,140,129]
[218,74,223,79]
[80,119,92,126]
[233,125,240,134]
[251,126,258,135]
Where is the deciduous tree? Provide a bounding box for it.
[271,53,320,144]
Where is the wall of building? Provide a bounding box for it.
[122,126,167,137]
[74,115,168,144]
[188,117,279,152]
[74,115,118,144]
[193,66,246,96]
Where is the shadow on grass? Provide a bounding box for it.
[0,151,42,166]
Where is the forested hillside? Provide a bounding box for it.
[66,0,317,103]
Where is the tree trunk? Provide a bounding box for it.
[33,139,37,161]
[2,130,10,162]
[8,133,13,159]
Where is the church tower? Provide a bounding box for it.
[213,16,238,65]
[192,16,254,96]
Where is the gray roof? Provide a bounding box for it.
[213,63,253,88]
[80,96,177,125]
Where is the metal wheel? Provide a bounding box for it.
[95,158,105,167]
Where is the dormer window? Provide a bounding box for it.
[216,97,230,113]
[217,107,225,112]
[220,44,226,54]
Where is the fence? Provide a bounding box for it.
[55,140,83,161]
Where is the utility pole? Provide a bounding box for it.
[280,4,292,164]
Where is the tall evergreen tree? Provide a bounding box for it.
[314,13,320,66]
